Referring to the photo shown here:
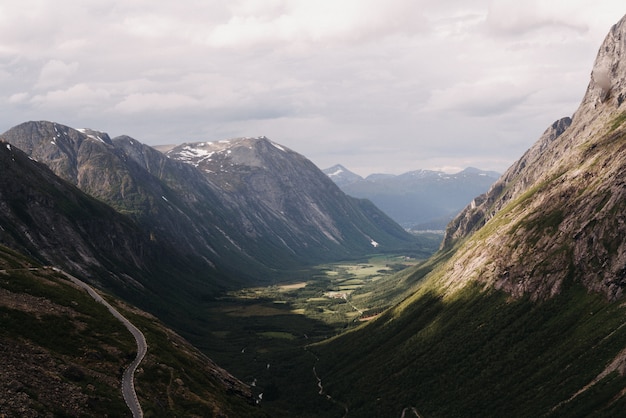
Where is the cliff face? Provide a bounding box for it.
[441,15,626,300]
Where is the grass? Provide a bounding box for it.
[311,279,626,418]
[609,112,626,132]
[0,248,267,417]
[154,253,428,417]
[0,267,132,416]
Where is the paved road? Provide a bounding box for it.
[400,406,423,418]
[54,268,147,418]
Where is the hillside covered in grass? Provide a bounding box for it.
[288,13,626,418]
[0,245,266,417]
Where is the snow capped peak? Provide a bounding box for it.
[77,128,108,144]
[270,141,286,152]
[175,145,215,167]
[328,168,344,177]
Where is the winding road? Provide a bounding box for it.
[400,407,424,418]
[54,268,147,418]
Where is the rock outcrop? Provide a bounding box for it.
[440,14,626,300]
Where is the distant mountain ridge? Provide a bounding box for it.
[323,164,499,229]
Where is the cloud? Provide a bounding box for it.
[114,92,202,113]
[485,0,622,36]
[1,0,625,176]
[427,79,532,117]
[36,60,79,89]
[8,92,29,104]
[30,84,111,108]
[194,0,429,48]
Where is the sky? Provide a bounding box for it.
[0,1,624,176]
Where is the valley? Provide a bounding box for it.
[1,11,626,417]
[184,252,432,416]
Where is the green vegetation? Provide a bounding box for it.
[0,248,267,417]
[312,280,626,417]
[118,310,268,418]
[609,111,626,132]
[159,253,427,417]
[0,267,132,416]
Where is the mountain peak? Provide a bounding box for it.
[564,13,626,143]
[165,136,294,173]
[322,164,363,187]
[586,14,626,107]
[440,14,626,301]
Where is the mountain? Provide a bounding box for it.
[323,165,499,229]
[0,136,258,340]
[164,136,423,260]
[323,164,363,187]
[0,140,155,286]
[0,124,424,285]
[0,246,265,417]
[295,13,626,417]
[5,12,624,416]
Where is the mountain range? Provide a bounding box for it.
[324,165,500,230]
[0,11,625,418]
[0,121,431,415]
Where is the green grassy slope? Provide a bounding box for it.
[0,246,267,417]
[312,275,626,417]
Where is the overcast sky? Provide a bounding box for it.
[1,1,624,175]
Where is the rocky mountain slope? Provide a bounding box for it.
[324,164,499,230]
[0,141,152,286]
[302,13,626,418]
[1,125,422,282]
[441,13,626,301]
[0,246,265,417]
[0,138,241,328]
[165,137,418,258]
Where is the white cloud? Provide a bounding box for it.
[0,0,625,175]
[486,0,621,36]
[114,92,202,113]
[202,0,429,48]
[36,60,79,89]
[427,79,532,116]
[30,84,111,108]
[8,92,29,104]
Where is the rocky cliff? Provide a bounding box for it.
[0,141,151,283]
[440,14,626,301]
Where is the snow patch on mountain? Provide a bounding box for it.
[270,141,286,152]
[77,128,107,144]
